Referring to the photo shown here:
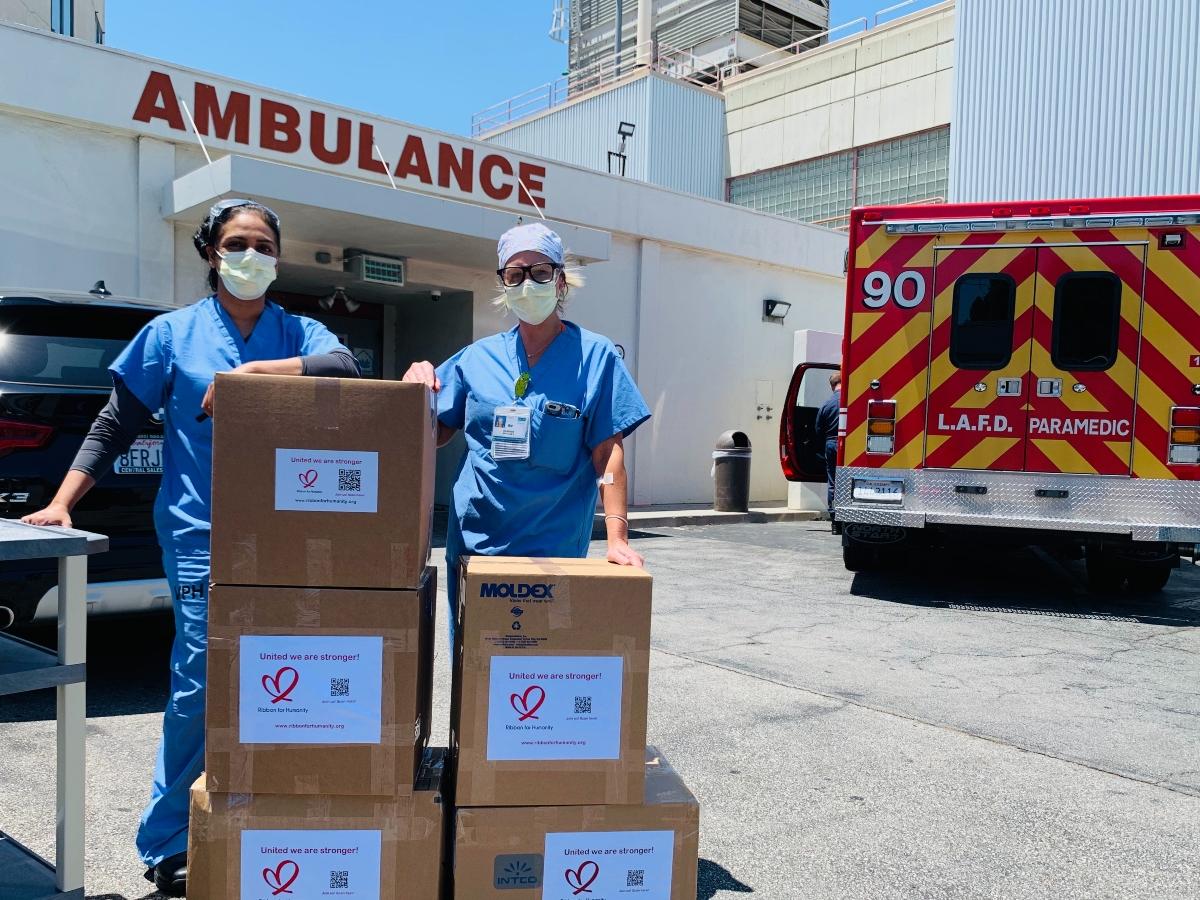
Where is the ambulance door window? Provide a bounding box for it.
[949,273,1017,370]
[1051,272,1121,371]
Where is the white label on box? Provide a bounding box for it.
[486,655,623,761]
[239,636,383,744]
[274,449,379,513]
[240,829,381,900]
[541,830,674,900]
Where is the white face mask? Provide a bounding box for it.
[503,280,559,325]
[217,248,277,301]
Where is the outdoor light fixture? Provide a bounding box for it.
[763,299,791,321]
[320,286,349,312]
[607,121,637,177]
[319,287,361,313]
[89,280,112,297]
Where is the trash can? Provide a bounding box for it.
[712,430,752,512]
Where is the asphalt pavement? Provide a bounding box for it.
[1,521,1197,899]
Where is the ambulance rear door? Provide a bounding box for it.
[923,243,1037,471]
[1024,243,1145,475]
[923,240,1146,475]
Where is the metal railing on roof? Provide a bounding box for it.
[722,0,940,83]
[470,0,940,136]
[470,39,714,137]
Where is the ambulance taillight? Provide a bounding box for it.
[866,400,897,455]
[1169,407,1200,464]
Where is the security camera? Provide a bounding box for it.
[431,290,442,302]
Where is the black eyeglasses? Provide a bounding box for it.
[497,263,560,287]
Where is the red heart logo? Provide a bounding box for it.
[262,666,299,703]
[510,684,545,721]
[298,469,318,488]
[564,860,599,895]
[262,859,299,895]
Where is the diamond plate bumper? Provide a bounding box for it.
[834,467,1200,543]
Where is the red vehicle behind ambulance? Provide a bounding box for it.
[811,195,1200,591]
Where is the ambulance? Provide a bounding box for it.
[821,196,1200,591]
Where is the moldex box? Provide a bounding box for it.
[451,557,652,807]
[453,748,699,899]
[187,749,448,900]
[210,374,435,590]
[205,568,434,797]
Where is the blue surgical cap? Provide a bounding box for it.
[497,223,564,268]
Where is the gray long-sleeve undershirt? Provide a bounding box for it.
[70,350,361,479]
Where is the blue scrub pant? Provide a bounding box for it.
[825,440,838,514]
[135,544,209,867]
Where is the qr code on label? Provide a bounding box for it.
[338,468,362,492]
[330,678,350,697]
[627,869,645,887]
[330,870,349,889]
[574,696,592,714]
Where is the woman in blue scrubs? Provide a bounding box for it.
[404,223,651,621]
[23,199,358,895]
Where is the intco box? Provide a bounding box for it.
[188,749,448,900]
[453,748,699,899]
[205,568,435,797]
[451,557,652,807]
[210,374,436,590]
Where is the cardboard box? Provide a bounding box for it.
[205,568,435,797]
[210,373,436,590]
[453,748,699,899]
[451,557,652,806]
[188,748,448,900]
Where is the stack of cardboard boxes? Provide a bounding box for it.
[188,374,447,899]
[450,557,700,898]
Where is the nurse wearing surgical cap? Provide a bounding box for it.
[404,223,651,627]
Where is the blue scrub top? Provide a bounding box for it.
[437,322,651,562]
[110,295,345,549]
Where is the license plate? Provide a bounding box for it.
[114,437,163,475]
[852,478,904,502]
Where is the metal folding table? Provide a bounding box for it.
[0,518,107,900]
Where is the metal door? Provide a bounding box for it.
[923,245,1037,470]
[924,241,1145,474]
[1024,243,1145,475]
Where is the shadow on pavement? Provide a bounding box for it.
[88,894,163,900]
[1,613,173,723]
[697,858,753,898]
[850,545,1200,627]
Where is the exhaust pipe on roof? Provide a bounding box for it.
[637,0,654,67]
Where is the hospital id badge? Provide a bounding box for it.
[491,406,531,461]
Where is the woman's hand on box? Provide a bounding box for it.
[402,361,441,392]
[606,539,644,568]
[200,361,288,418]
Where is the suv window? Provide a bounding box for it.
[1052,272,1121,371]
[0,301,157,388]
[949,274,1017,370]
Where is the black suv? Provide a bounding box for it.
[0,290,172,627]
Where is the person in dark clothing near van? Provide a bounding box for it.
[814,371,841,515]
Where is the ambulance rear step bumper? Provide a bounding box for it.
[833,467,1200,543]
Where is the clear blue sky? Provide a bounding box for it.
[106,0,943,137]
